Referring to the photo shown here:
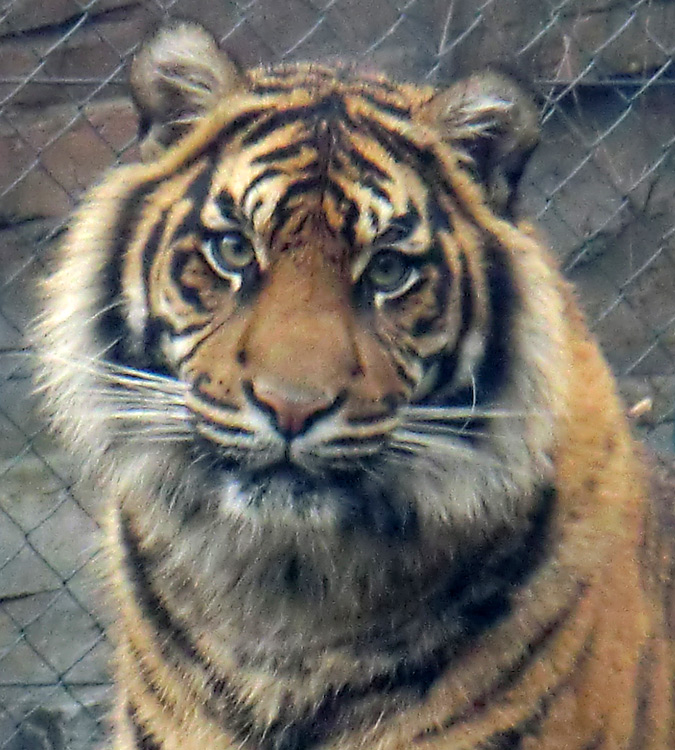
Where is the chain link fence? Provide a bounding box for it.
[0,1,673,747]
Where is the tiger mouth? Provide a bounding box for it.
[199,441,373,491]
[204,450,417,538]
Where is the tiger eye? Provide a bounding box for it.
[204,233,256,275]
[366,250,413,293]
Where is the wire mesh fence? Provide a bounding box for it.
[0,0,673,747]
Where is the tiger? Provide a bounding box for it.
[33,20,674,750]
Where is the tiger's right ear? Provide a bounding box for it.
[418,72,540,216]
[130,22,245,161]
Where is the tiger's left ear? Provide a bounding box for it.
[419,72,540,216]
[131,22,245,161]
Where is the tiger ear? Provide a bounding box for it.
[420,72,540,216]
[130,22,245,161]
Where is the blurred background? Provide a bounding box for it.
[0,1,673,747]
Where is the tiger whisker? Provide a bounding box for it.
[390,429,501,465]
[399,422,491,440]
[109,425,191,434]
[389,432,538,482]
[115,435,193,444]
[95,377,186,395]
[95,376,186,397]
[39,352,188,394]
[93,389,186,400]
[107,410,190,421]
[108,425,193,437]
[401,407,538,420]
[98,362,186,386]
[95,401,187,414]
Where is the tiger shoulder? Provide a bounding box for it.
[34,20,674,750]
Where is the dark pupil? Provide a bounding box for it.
[370,251,407,290]
[219,235,252,267]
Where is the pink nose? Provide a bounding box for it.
[250,378,337,437]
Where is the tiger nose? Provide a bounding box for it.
[249,378,338,437]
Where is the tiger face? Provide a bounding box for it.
[37,22,562,546]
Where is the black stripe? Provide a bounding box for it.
[365,328,418,388]
[422,248,473,403]
[341,200,359,247]
[251,84,303,94]
[217,109,271,145]
[216,190,237,219]
[377,202,420,246]
[390,355,419,389]
[242,94,354,149]
[99,154,222,370]
[241,167,284,209]
[250,197,265,223]
[120,515,259,744]
[253,142,307,165]
[420,597,591,746]
[629,638,655,750]
[169,251,208,312]
[139,211,170,370]
[141,214,169,293]
[144,158,224,363]
[122,518,205,663]
[323,175,347,208]
[175,334,219,369]
[97,179,163,363]
[241,109,310,146]
[357,119,465,229]
[363,174,392,203]
[427,630,596,748]
[444,583,588,730]
[474,241,516,402]
[357,117,443,183]
[410,242,452,339]
[182,156,223,226]
[269,177,323,249]
[427,194,451,232]
[358,91,411,118]
[127,703,161,750]
[437,241,516,410]
[455,249,474,343]
[196,413,255,437]
[162,154,226,258]
[325,435,386,448]
[191,374,245,412]
[345,145,389,181]
[478,729,522,749]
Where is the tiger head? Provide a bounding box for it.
[37,22,568,545]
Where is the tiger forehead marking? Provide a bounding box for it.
[201,81,435,260]
[33,20,673,750]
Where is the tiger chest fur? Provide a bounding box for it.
[34,21,673,750]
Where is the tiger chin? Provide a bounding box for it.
[33,20,673,750]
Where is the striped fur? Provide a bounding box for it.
[34,22,673,750]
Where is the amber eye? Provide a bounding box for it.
[203,232,256,276]
[366,250,414,293]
